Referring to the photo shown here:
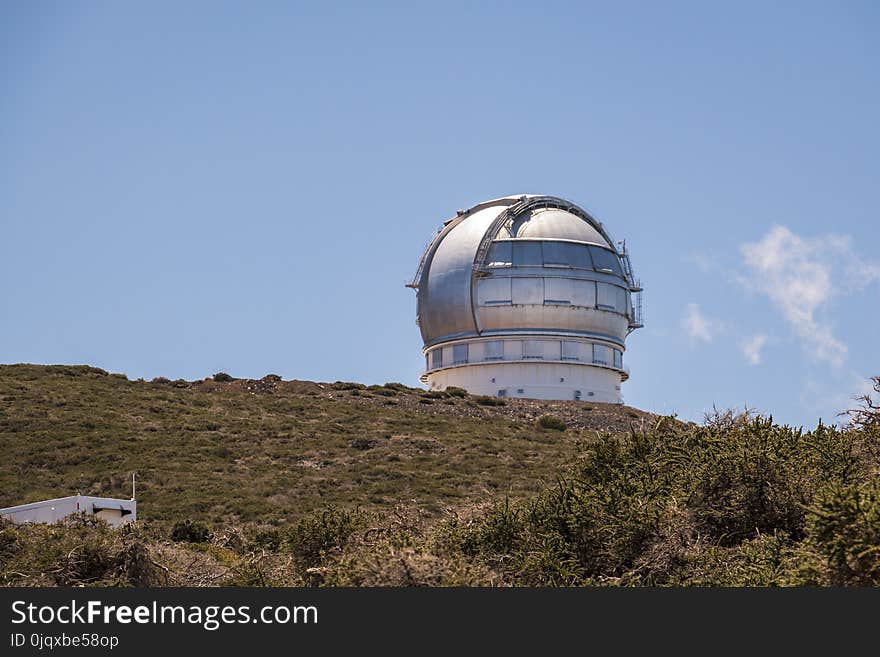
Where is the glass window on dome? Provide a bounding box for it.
[486,241,512,267]
[543,277,571,305]
[613,350,623,368]
[512,241,543,267]
[479,277,512,305]
[588,246,623,276]
[597,283,627,313]
[431,350,443,369]
[562,340,580,361]
[453,344,468,365]
[542,241,592,269]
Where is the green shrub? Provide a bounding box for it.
[331,381,365,391]
[213,372,234,383]
[249,528,284,552]
[445,386,468,398]
[537,415,566,431]
[366,385,397,397]
[383,382,413,392]
[473,395,506,406]
[441,413,880,586]
[170,519,212,543]
[806,483,880,586]
[286,507,360,572]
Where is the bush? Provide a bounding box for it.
[473,395,506,407]
[445,386,469,398]
[286,507,360,572]
[331,381,365,391]
[367,385,397,397]
[439,413,880,585]
[170,519,212,543]
[262,374,282,382]
[383,382,414,392]
[350,437,377,450]
[213,372,234,383]
[537,415,566,431]
[806,483,880,585]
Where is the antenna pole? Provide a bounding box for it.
[132,472,136,501]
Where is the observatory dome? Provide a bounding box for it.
[408,195,643,403]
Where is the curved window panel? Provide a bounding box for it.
[544,277,572,305]
[487,241,512,267]
[597,282,617,311]
[593,344,612,366]
[478,277,512,305]
[597,283,627,313]
[541,241,569,267]
[453,343,468,365]
[431,350,443,369]
[588,246,624,277]
[613,350,623,369]
[512,278,543,305]
[523,340,544,359]
[484,340,503,360]
[571,280,597,308]
[562,340,580,361]
[542,241,593,269]
[512,241,543,267]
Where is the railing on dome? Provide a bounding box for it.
[631,289,644,332]
[407,213,468,290]
[617,239,644,332]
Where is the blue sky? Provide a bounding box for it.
[2,2,878,427]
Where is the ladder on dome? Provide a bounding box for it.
[618,240,644,331]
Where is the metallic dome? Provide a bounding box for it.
[408,194,643,403]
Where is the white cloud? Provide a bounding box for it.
[683,303,715,343]
[741,334,768,365]
[739,225,879,367]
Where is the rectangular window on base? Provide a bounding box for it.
[484,340,503,361]
[523,340,544,359]
[593,344,612,366]
[562,340,580,361]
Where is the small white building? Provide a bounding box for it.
[0,495,137,528]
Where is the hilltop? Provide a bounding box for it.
[0,364,653,522]
[1,364,878,587]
